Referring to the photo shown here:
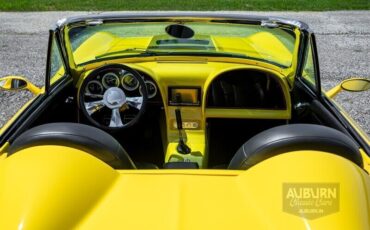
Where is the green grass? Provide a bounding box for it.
[0,0,369,11]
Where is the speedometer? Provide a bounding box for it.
[102,72,120,88]
[121,73,139,91]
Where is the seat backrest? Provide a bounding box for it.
[228,124,363,170]
[7,123,136,169]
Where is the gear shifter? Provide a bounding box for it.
[175,94,191,154]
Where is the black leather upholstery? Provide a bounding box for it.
[228,124,363,170]
[8,123,136,169]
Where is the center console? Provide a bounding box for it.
[164,86,206,168]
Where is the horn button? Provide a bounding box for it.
[103,87,126,109]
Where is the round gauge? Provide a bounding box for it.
[102,72,120,88]
[140,81,157,99]
[86,80,104,95]
[121,73,139,91]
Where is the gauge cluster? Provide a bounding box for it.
[140,80,157,99]
[86,80,104,95]
[121,72,139,91]
[84,69,158,100]
[102,72,120,88]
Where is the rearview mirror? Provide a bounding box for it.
[326,78,370,98]
[0,76,41,95]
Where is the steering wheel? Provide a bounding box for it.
[79,64,148,130]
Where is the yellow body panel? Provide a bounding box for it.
[0,146,118,229]
[0,146,369,229]
[360,149,370,173]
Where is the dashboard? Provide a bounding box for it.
[78,61,291,168]
[79,62,290,128]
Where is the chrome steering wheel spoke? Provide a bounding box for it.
[85,93,104,99]
[109,108,124,127]
[126,96,143,110]
[84,100,105,115]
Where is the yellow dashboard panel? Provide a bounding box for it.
[77,59,291,168]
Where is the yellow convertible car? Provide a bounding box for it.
[0,13,369,229]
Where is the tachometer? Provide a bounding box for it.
[140,81,157,99]
[102,72,120,88]
[121,73,139,91]
[86,80,104,95]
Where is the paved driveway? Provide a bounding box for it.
[0,11,369,134]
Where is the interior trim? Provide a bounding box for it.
[205,108,290,120]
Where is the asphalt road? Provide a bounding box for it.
[0,11,369,134]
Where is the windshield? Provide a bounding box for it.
[68,21,297,67]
